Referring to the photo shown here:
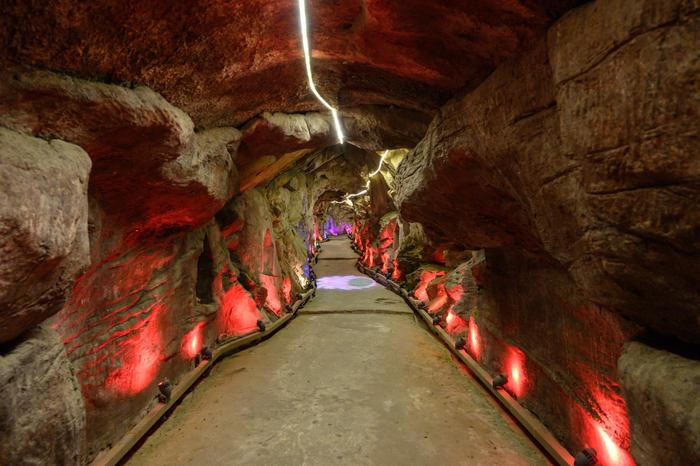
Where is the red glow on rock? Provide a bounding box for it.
[219,282,260,335]
[282,276,292,304]
[468,316,481,359]
[260,274,282,315]
[380,252,391,273]
[445,309,468,334]
[427,293,448,313]
[432,249,446,263]
[105,313,162,396]
[181,321,205,359]
[579,391,635,466]
[414,270,444,301]
[391,259,402,281]
[221,217,244,237]
[364,246,376,268]
[506,347,526,397]
[598,425,622,465]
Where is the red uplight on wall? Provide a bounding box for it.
[282,276,292,304]
[105,312,163,396]
[576,382,636,466]
[597,425,622,465]
[414,270,444,301]
[506,346,526,398]
[260,274,282,315]
[468,316,481,359]
[445,309,468,334]
[380,252,390,273]
[181,321,205,359]
[428,293,448,313]
[219,282,261,335]
[391,259,402,281]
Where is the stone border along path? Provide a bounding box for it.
[125,237,552,466]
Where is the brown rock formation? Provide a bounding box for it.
[0,325,86,465]
[396,0,700,343]
[619,341,700,466]
[0,128,91,343]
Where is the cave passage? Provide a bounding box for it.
[127,238,550,466]
[1,0,698,465]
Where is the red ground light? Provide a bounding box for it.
[104,311,163,396]
[181,321,205,359]
[219,282,261,335]
[468,316,481,360]
[506,346,526,398]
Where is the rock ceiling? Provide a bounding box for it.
[0,0,581,128]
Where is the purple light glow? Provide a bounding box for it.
[316,275,378,290]
[324,217,352,237]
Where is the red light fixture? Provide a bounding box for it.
[157,378,172,403]
[492,374,508,389]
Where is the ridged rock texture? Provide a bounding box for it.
[393,0,699,464]
[0,325,86,465]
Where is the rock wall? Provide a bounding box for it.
[0,325,86,465]
[390,0,699,464]
[0,68,333,462]
[0,127,91,343]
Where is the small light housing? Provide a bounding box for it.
[573,447,597,466]
[492,374,508,389]
[157,378,172,403]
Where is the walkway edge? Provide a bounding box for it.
[91,287,317,466]
[356,262,575,466]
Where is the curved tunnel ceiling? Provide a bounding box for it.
[0,0,583,128]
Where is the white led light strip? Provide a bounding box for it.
[298,0,344,144]
[331,150,389,206]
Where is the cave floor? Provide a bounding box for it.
[127,238,551,466]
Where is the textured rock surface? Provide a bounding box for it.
[392,0,699,462]
[53,229,207,455]
[619,342,700,466]
[0,127,91,343]
[547,0,700,344]
[0,69,239,240]
[237,112,333,192]
[397,0,700,342]
[0,325,86,465]
[0,0,581,127]
[342,105,431,150]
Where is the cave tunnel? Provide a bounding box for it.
[0,0,698,465]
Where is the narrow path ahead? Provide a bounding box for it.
[128,238,550,466]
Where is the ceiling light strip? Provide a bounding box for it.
[331,150,390,206]
[298,0,344,144]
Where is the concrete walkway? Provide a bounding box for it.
[127,238,551,466]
